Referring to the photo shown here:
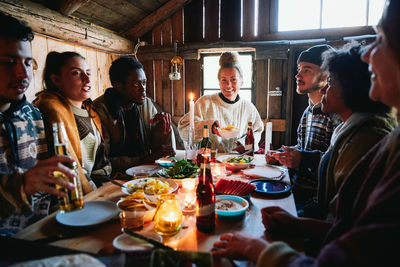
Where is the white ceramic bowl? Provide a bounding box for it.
[216,155,254,172]
[219,127,239,139]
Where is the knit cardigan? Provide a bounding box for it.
[34,91,102,194]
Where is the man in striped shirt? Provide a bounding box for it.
[0,12,76,235]
[268,45,337,212]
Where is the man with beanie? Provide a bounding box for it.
[267,44,338,215]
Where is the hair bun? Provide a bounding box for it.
[219,52,240,67]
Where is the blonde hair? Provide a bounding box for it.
[217,52,243,80]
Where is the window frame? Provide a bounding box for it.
[200,51,256,104]
[273,0,384,33]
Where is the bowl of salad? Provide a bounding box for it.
[216,155,254,172]
[157,159,200,187]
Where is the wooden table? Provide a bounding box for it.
[14,153,296,256]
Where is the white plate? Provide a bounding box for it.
[56,201,119,227]
[113,233,162,252]
[121,178,178,195]
[242,165,285,179]
[125,165,158,176]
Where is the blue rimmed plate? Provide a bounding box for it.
[249,179,291,196]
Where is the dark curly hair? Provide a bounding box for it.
[321,43,390,113]
[109,56,143,84]
[380,0,400,66]
[0,12,34,41]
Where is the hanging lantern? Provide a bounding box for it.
[169,41,183,80]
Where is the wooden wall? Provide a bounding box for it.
[27,34,117,102]
[138,0,289,147]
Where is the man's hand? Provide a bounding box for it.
[271,145,301,168]
[212,232,269,263]
[261,206,300,235]
[24,155,76,198]
[232,141,245,154]
[265,152,279,165]
[149,112,171,134]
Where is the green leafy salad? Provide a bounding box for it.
[158,159,200,179]
[226,156,253,163]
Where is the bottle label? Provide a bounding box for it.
[198,203,215,216]
[245,144,252,150]
[200,163,210,169]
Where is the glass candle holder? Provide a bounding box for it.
[178,188,196,213]
[211,163,226,183]
[153,194,183,236]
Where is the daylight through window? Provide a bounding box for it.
[278,0,386,31]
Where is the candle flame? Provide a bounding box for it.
[189,93,194,101]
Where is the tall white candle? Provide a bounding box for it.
[189,93,194,129]
[265,122,273,153]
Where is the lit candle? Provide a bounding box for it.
[265,122,273,153]
[182,178,195,191]
[189,93,194,130]
[162,212,179,229]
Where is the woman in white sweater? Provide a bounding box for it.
[178,52,263,153]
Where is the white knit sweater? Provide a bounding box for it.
[178,93,263,153]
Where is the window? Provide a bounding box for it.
[202,52,254,103]
[278,0,386,31]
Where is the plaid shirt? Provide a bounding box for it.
[293,101,337,190]
[0,98,50,236]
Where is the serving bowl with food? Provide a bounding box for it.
[116,192,156,227]
[122,178,178,197]
[216,155,254,172]
[218,125,239,139]
[215,195,249,218]
[157,159,199,187]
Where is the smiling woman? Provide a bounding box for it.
[178,51,263,153]
[33,51,112,192]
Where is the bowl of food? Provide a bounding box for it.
[219,125,239,139]
[155,157,175,167]
[216,155,254,172]
[122,178,178,196]
[157,159,200,180]
[215,195,249,218]
[116,192,157,229]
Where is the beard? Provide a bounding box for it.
[296,74,326,95]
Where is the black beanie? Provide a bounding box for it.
[297,44,334,66]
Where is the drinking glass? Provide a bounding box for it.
[184,141,198,162]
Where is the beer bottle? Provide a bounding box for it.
[196,154,215,233]
[245,122,254,156]
[52,122,84,212]
[196,125,212,166]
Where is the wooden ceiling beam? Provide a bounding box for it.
[123,0,191,41]
[48,0,91,16]
[0,0,133,54]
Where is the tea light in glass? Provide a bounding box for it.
[153,194,183,235]
[179,178,196,213]
[182,178,196,191]
[211,163,226,183]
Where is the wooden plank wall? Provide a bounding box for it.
[27,34,117,103]
[138,0,289,147]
